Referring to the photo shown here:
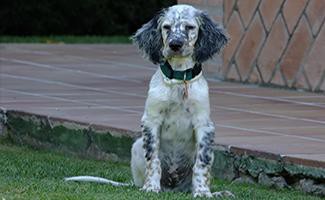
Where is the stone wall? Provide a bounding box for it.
[3,109,325,196]
[178,0,325,92]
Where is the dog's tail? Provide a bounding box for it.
[64,176,132,187]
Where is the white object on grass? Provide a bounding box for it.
[64,176,131,186]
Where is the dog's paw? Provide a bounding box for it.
[193,189,213,198]
[212,190,235,198]
[193,190,235,198]
[141,182,161,193]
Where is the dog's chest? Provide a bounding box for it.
[161,87,193,144]
[146,71,209,150]
[159,93,197,188]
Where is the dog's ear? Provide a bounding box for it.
[132,10,165,64]
[193,12,228,63]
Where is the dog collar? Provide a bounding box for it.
[160,61,202,81]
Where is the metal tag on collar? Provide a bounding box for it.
[183,72,187,81]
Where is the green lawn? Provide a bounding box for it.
[0,139,321,200]
[0,35,131,44]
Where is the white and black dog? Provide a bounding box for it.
[66,4,233,198]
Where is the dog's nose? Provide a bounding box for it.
[169,40,184,51]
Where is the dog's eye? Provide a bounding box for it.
[185,25,196,31]
[162,24,171,30]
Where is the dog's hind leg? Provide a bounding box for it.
[131,137,146,187]
[64,139,145,188]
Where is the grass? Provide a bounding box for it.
[0,139,322,200]
[0,35,131,44]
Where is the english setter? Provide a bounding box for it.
[65,4,233,198]
[131,4,232,198]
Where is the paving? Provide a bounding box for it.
[1,44,325,167]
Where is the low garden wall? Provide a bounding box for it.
[1,110,324,196]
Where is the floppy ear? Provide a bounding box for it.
[193,12,228,63]
[132,10,165,64]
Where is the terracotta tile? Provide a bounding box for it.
[237,0,260,28]
[304,25,325,91]
[270,68,287,86]
[261,127,325,139]
[259,0,283,31]
[206,0,223,6]
[204,59,220,78]
[270,110,325,122]
[214,125,266,137]
[226,63,241,80]
[217,118,322,130]
[281,96,325,103]
[292,70,311,90]
[280,16,313,85]
[235,14,266,80]
[305,0,325,35]
[212,109,275,122]
[223,11,245,69]
[223,0,235,25]
[96,116,141,132]
[282,0,308,34]
[211,85,316,97]
[258,15,289,82]
[319,74,325,91]
[247,65,262,83]
[178,0,204,5]
[217,136,325,155]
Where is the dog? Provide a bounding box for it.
[65,4,233,198]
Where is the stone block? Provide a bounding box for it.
[296,179,325,196]
[236,155,283,178]
[6,111,90,153]
[232,174,256,185]
[5,111,134,162]
[89,128,133,161]
[212,150,237,181]
[0,109,7,136]
[258,172,288,189]
[284,163,325,180]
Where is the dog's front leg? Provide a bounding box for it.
[192,121,215,198]
[192,121,234,198]
[141,119,161,193]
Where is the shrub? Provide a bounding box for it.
[0,0,176,36]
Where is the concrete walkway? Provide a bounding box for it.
[1,44,325,168]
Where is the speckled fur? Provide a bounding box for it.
[131,4,233,198]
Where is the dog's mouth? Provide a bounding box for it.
[164,47,192,58]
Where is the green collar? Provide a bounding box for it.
[160,61,202,81]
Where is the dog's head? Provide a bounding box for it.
[132,4,228,64]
